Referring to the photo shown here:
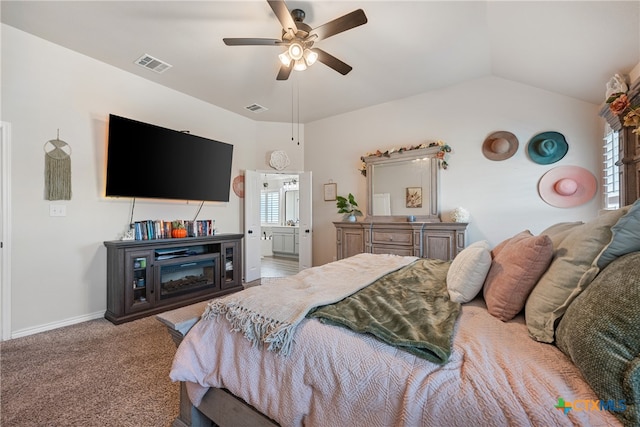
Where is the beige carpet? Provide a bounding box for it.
[0,315,180,427]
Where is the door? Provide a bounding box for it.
[298,171,312,270]
[244,170,261,283]
[125,250,154,313]
[221,241,242,290]
[1,122,11,340]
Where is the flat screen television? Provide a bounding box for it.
[105,114,234,202]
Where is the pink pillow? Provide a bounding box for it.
[490,231,529,259]
[483,231,553,321]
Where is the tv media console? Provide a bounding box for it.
[104,233,243,324]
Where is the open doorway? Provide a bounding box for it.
[259,173,300,277]
[244,170,311,284]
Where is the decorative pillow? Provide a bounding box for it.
[446,241,491,303]
[540,221,584,249]
[597,199,640,270]
[483,231,553,321]
[525,206,631,343]
[556,251,640,427]
[490,230,535,259]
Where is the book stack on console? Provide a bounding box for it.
[133,219,215,240]
[184,220,215,238]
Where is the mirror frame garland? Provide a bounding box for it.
[363,146,441,221]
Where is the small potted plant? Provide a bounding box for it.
[336,193,363,222]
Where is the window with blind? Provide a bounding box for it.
[603,123,620,209]
[261,191,280,224]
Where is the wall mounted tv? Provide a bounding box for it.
[105,114,234,202]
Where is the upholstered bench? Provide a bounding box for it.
[156,301,210,347]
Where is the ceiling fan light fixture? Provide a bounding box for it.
[289,43,304,60]
[223,3,368,81]
[303,49,318,66]
[278,52,292,66]
[293,59,307,71]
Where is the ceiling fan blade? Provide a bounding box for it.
[223,38,285,46]
[276,64,293,80]
[312,48,353,75]
[267,0,298,33]
[310,9,367,41]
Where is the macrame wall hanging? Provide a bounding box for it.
[44,130,72,200]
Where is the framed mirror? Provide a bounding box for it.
[364,146,441,221]
[285,190,299,224]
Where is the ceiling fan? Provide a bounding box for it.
[223,0,367,80]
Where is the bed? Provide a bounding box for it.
[160,200,640,427]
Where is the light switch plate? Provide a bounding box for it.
[49,204,67,217]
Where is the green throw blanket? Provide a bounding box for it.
[308,258,461,364]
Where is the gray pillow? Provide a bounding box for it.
[540,221,584,248]
[525,207,630,343]
[556,251,640,427]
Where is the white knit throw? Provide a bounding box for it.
[203,253,418,355]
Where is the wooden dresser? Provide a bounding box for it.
[334,221,467,261]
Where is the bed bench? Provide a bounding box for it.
[157,303,279,427]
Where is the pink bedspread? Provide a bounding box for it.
[170,298,621,426]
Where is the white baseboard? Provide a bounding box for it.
[10,311,105,339]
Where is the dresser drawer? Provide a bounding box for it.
[371,229,413,246]
[371,245,414,256]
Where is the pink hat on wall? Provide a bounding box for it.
[538,166,597,208]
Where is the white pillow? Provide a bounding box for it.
[447,241,492,303]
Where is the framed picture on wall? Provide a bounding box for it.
[324,183,337,201]
[406,187,422,208]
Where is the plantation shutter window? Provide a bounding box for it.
[261,190,280,224]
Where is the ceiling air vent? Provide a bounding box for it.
[245,103,268,113]
[135,54,172,73]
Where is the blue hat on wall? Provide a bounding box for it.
[527,131,568,164]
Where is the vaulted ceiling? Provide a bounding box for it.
[2,1,639,123]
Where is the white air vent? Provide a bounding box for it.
[245,103,268,113]
[135,54,172,73]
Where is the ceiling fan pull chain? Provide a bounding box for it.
[297,82,300,146]
[291,80,294,143]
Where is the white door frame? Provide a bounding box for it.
[1,122,12,340]
[298,171,312,270]
[243,170,261,283]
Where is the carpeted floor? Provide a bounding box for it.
[0,315,180,427]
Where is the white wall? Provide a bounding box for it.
[255,121,304,172]
[306,76,604,266]
[1,22,618,336]
[1,25,297,335]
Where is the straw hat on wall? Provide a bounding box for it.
[482,131,519,161]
